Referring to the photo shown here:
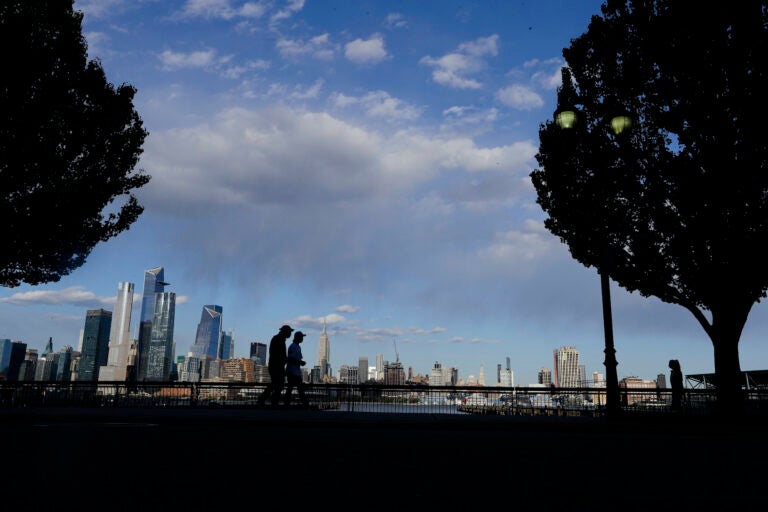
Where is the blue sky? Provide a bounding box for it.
[3,0,767,385]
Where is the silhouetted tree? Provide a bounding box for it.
[531,1,767,414]
[0,1,149,287]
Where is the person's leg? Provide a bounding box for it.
[256,383,272,405]
[271,371,284,406]
[298,382,309,407]
[284,376,294,406]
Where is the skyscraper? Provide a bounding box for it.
[3,340,27,381]
[98,282,133,381]
[358,356,368,384]
[219,330,234,360]
[375,354,384,382]
[0,339,12,378]
[136,267,168,381]
[553,346,580,388]
[190,305,223,361]
[144,292,176,381]
[250,342,267,365]
[317,319,330,379]
[78,308,112,381]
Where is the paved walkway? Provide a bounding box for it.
[2,407,765,510]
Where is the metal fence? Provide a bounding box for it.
[3,381,768,416]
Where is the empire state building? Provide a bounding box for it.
[317,319,331,380]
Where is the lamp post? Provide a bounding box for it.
[555,107,629,417]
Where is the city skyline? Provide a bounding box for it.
[2,1,768,386]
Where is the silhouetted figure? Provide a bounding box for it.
[257,324,293,407]
[669,359,683,411]
[285,331,310,408]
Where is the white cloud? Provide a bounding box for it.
[178,0,268,20]
[332,91,422,122]
[276,33,336,60]
[384,13,407,29]
[344,34,389,65]
[270,0,305,25]
[158,49,221,71]
[0,286,112,308]
[419,36,498,90]
[496,84,544,110]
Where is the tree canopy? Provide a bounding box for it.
[0,1,149,288]
[531,0,768,413]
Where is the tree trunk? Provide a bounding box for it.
[709,304,749,415]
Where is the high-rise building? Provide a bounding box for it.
[190,305,223,361]
[479,363,486,386]
[99,282,134,381]
[56,346,74,381]
[317,319,331,379]
[538,367,552,386]
[250,342,267,365]
[553,346,580,388]
[358,356,368,384]
[219,330,234,360]
[136,267,168,381]
[0,339,12,378]
[18,348,38,381]
[34,339,56,381]
[430,361,444,386]
[375,354,384,382]
[78,308,112,381]
[144,292,176,381]
[3,340,27,381]
[500,367,514,387]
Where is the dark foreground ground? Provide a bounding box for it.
[1,407,766,511]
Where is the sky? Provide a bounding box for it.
[3,0,768,386]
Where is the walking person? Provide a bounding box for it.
[669,359,683,411]
[285,331,310,408]
[257,324,293,407]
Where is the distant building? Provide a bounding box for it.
[358,356,368,383]
[143,292,176,381]
[317,320,331,379]
[79,308,112,381]
[538,367,552,387]
[250,342,267,365]
[553,346,580,388]
[99,282,134,381]
[136,267,168,381]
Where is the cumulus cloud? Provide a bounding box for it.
[419,35,498,89]
[276,33,336,60]
[134,105,541,305]
[344,34,389,65]
[177,0,268,20]
[330,91,422,122]
[496,84,544,110]
[158,49,229,71]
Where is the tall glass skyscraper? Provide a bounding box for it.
[136,267,168,381]
[144,292,176,381]
[78,309,112,381]
[98,282,134,381]
[190,305,223,361]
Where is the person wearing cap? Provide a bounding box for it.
[256,324,293,407]
[284,330,310,407]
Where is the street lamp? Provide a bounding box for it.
[555,106,627,417]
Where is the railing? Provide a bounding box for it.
[3,381,768,416]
